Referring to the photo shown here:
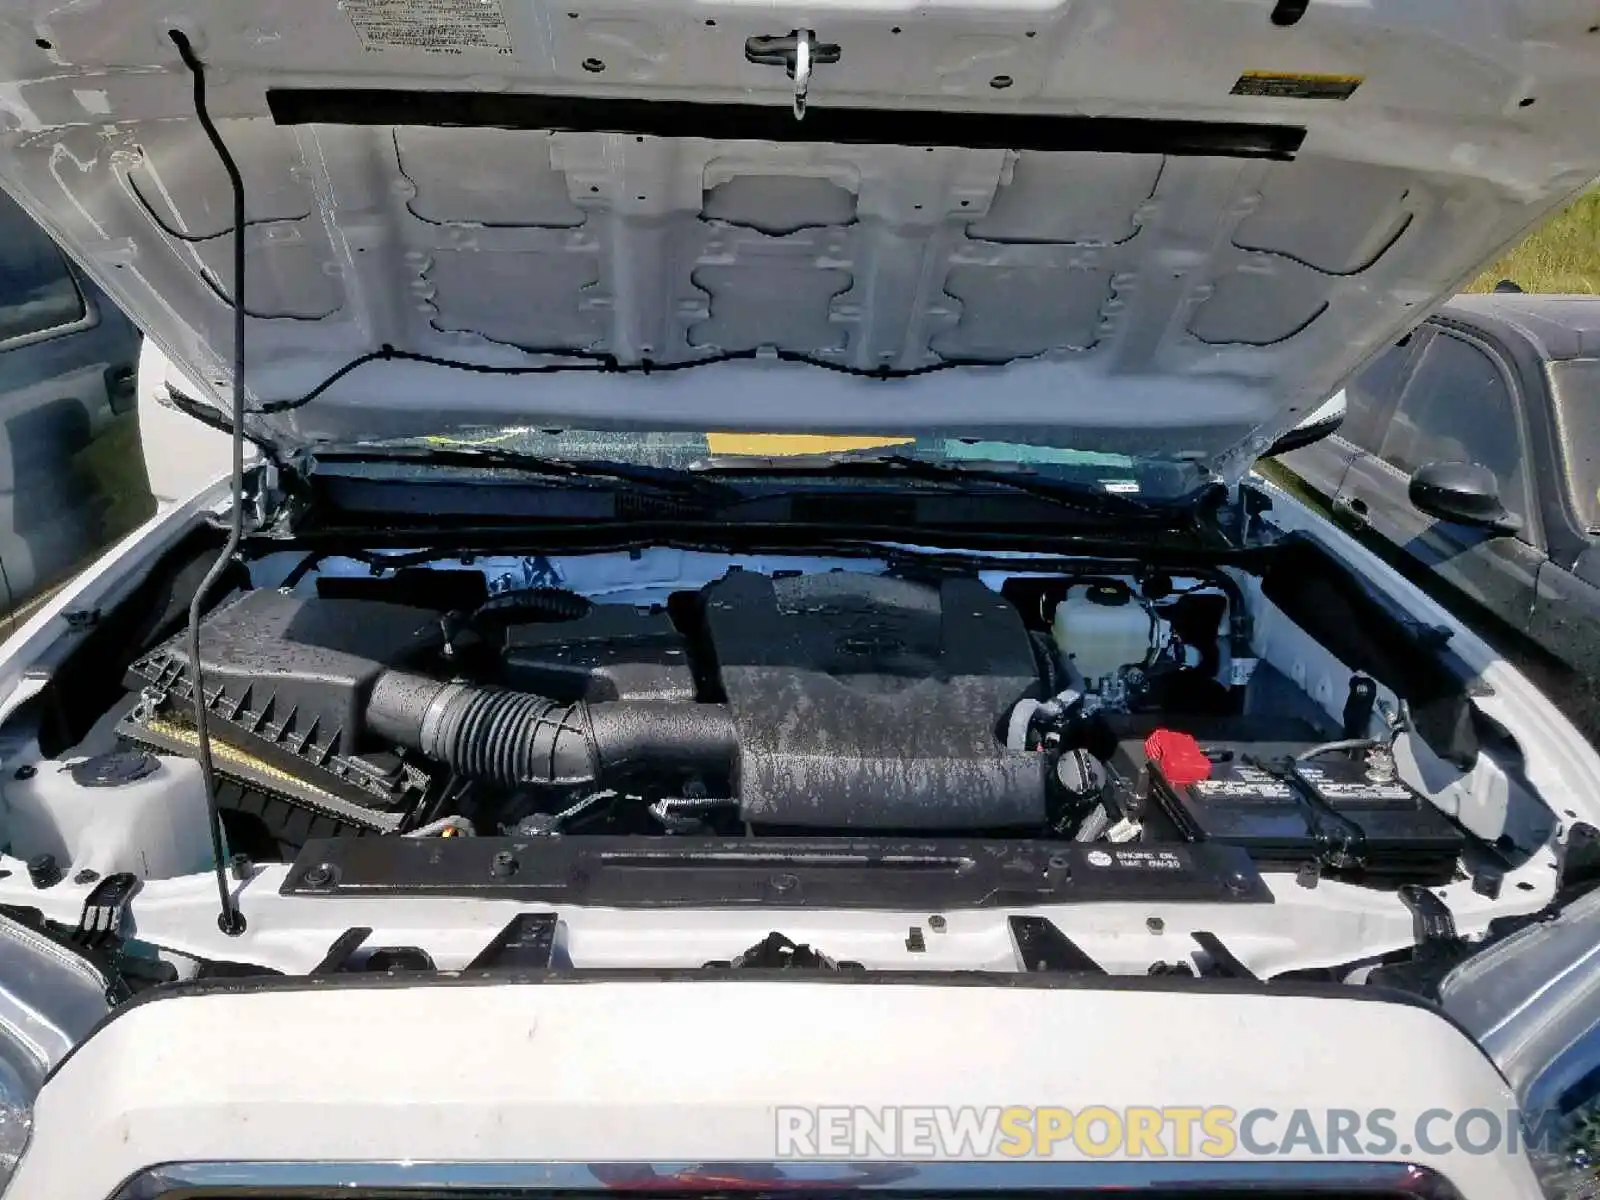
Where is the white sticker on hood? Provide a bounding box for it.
[345,0,515,55]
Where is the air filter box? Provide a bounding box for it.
[121,590,443,828]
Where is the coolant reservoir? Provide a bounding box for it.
[2,750,216,880]
[1051,583,1154,686]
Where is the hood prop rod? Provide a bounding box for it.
[171,28,248,936]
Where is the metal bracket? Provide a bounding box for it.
[744,30,841,120]
[311,927,371,975]
[249,460,284,530]
[648,794,738,833]
[363,946,436,972]
[1398,884,1459,946]
[1366,885,1469,1000]
[310,927,441,974]
[1191,931,1258,980]
[73,872,140,949]
[467,913,558,969]
[1009,915,1107,974]
[1342,674,1378,741]
[712,930,859,970]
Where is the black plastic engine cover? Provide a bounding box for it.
[501,603,695,702]
[702,571,1046,829]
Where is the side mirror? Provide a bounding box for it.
[1408,461,1522,535]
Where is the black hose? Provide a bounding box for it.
[366,671,736,789]
[1029,631,1062,695]
[469,586,591,631]
[586,701,739,774]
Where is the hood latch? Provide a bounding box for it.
[745,29,840,120]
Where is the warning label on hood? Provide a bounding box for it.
[345,0,515,55]
[1232,70,1362,101]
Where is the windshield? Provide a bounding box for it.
[1548,359,1600,531]
[349,430,1210,501]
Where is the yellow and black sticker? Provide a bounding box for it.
[1232,70,1362,101]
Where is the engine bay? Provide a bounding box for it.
[104,549,1469,884]
[0,533,1584,989]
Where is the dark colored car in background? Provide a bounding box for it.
[0,189,154,631]
[1270,292,1600,739]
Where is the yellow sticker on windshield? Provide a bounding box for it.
[706,433,914,456]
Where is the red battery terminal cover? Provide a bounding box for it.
[1145,729,1212,787]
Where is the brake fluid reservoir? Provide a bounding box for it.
[1051,583,1153,686]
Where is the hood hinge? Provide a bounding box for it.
[246,460,285,530]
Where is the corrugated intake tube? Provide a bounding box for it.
[468,586,592,630]
[366,670,737,787]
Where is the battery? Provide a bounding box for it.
[1291,755,1466,875]
[1147,742,1465,883]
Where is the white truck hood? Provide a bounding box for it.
[10,976,1541,1197]
[1,0,1599,476]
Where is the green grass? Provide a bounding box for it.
[1468,190,1600,294]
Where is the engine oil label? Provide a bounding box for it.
[345,0,515,55]
[1085,848,1187,871]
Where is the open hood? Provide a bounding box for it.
[2,0,1600,477]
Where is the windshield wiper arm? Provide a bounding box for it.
[305,446,739,503]
[691,451,1204,520]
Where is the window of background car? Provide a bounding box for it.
[1548,357,1600,532]
[1377,330,1531,530]
[1340,335,1417,452]
[0,194,86,346]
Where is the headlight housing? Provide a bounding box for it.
[0,912,116,1193]
[0,1046,33,1183]
[1441,884,1600,1198]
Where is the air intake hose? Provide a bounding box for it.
[365,670,737,788]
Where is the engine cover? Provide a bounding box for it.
[501,603,695,703]
[702,571,1047,829]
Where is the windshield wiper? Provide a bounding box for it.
[299,445,1217,530]
[303,445,739,503]
[690,451,1211,520]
